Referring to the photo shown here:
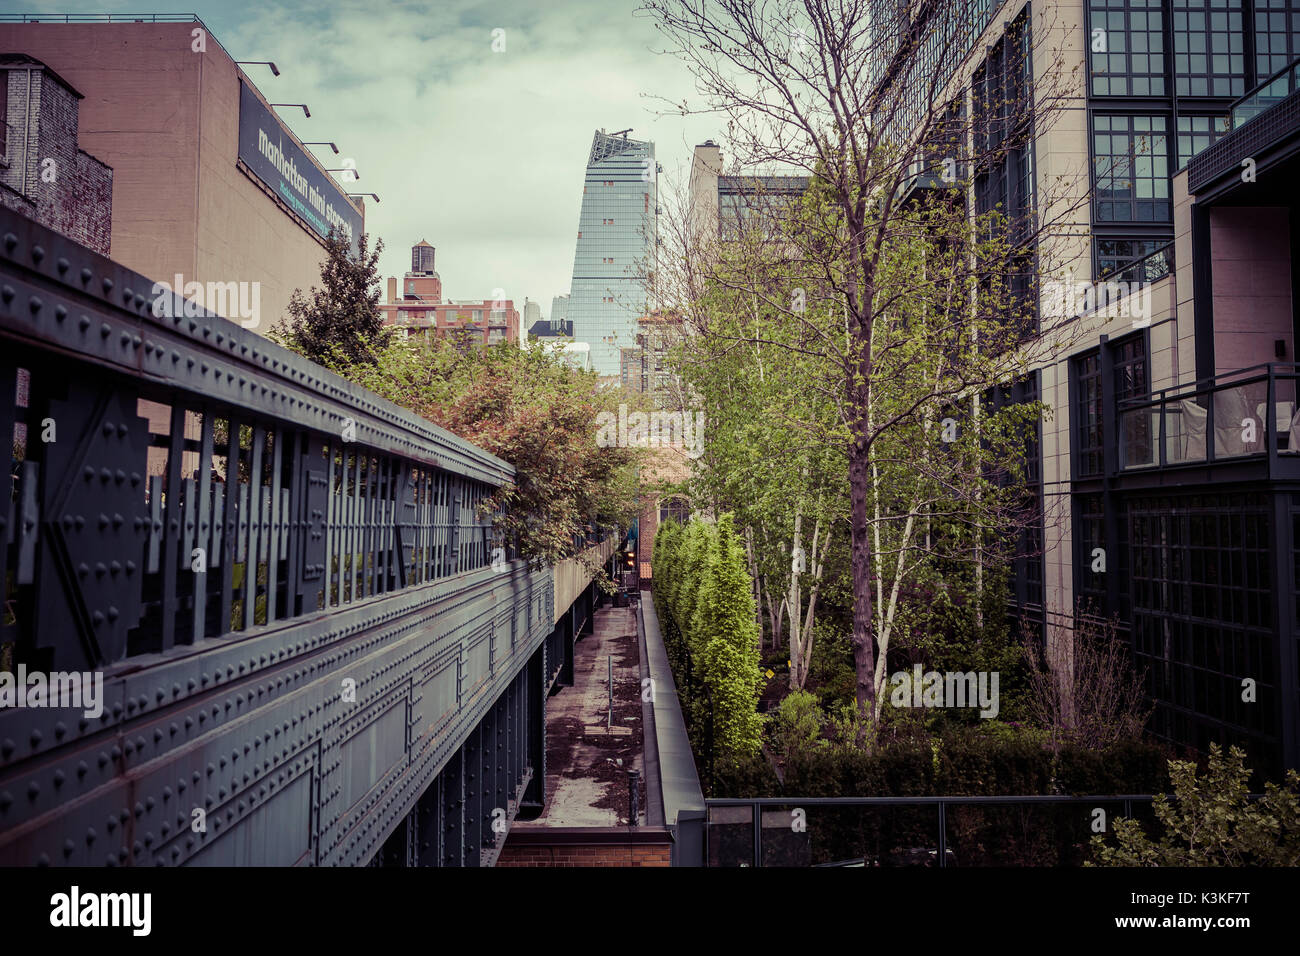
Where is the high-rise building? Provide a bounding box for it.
[566,129,657,376]
[523,298,542,329]
[879,0,1300,774]
[550,293,570,328]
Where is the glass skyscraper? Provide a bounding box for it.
[566,129,657,376]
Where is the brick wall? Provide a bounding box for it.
[1,63,112,254]
[496,827,673,867]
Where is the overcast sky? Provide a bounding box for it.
[28,0,723,320]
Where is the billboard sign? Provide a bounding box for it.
[236,81,362,252]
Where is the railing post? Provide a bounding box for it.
[752,801,762,868]
[938,800,948,868]
[1267,365,1278,471]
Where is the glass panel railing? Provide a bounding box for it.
[1232,62,1300,129]
[1117,365,1300,470]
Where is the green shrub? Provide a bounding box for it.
[1090,744,1300,866]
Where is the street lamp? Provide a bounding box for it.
[304,142,339,154]
[237,60,280,76]
[271,103,310,117]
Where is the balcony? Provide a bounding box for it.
[1187,57,1300,196]
[1116,363,1300,482]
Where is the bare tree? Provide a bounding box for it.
[641,0,1098,724]
[1023,608,1152,751]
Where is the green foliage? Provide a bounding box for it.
[344,333,644,570]
[772,690,828,760]
[653,515,765,776]
[271,229,391,367]
[1090,744,1300,866]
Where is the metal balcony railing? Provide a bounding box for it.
[1097,241,1174,287]
[1116,363,1300,476]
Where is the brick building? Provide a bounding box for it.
[380,239,521,347]
[0,54,111,254]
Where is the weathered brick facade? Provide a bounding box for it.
[0,55,112,254]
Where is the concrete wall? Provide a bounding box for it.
[1211,206,1293,374]
[553,537,617,625]
[0,22,358,334]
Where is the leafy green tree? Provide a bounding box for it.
[272,229,391,367]
[643,0,1085,729]
[692,515,765,767]
[345,334,644,571]
[772,690,828,760]
[1090,745,1300,866]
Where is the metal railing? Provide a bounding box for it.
[706,794,1160,867]
[0,13,202,23]
[0,205,565,867]
[1097,241,1174,287]
[1189,55,1300,192]
[0,206,512,674]
[1116,363,1300,474]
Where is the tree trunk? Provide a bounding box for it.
[849,443,876,721]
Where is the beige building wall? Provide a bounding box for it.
[0,21,359,334]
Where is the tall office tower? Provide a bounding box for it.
[566,129,657,376]
[550,293,570,328]
[868,0,1300,775]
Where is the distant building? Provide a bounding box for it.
[688,139,809,242]
[523,297,542,329]
[0,54,112,254]
[528,318,573,340]
[620,310,683,405]
[566,129,657,376]
[379,241,520,346]
[543,340,590,372]
[550,293,569,328]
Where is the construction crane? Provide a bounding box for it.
[609,127,633,138]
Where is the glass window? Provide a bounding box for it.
[1096,237,1173,281]
[1088,0,1166,97]
[1073,349,1104,478]
[1173,0,1246,97]
[1176,114,1232,166]
[1254,0,1300,80]
[1092,114,1171,222]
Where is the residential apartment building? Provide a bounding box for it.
[380,240,521,347]
[620,310,684,402]
[566,129,658,376]
[882,0,1300,775]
